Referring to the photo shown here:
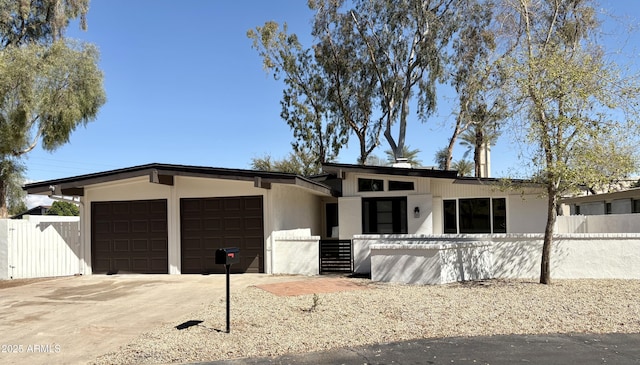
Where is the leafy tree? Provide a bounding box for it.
[0,0,106,218]
[47,201,79,216]
[340,0,462,162]
[251,148,322,175]
[8,199,27,217]
[384,145,421,167]
[444,0,505,171]
[248,22,347,167]
[3,158,26,217]
[364,154,385,166]
[499,0,640,284]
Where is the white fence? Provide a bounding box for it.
[0,218,81,280]
[356,233,640,285]
[556,214,640,233]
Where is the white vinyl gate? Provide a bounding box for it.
[0,218,81,280]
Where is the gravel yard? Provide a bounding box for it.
[93,278,640,364]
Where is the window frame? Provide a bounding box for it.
[362,197,408,234]
[443,197,507,234]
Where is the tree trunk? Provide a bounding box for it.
[540,186,557,284]
[0,179,8,218]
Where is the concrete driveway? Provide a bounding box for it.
[0,274,305,365]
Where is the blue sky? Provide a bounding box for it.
[23,0,640,184]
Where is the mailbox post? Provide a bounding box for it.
[215,247,239,333]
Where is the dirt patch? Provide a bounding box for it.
[254,277,371,296]
[0,277,63,290]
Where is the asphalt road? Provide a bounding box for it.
[200,332,640,365]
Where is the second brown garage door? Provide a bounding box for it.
[180,196,264,274]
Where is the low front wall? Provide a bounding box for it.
[371,241,493,285]
[363,234,640,285]
[272,236,320,276]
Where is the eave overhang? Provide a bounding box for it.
[23,163,336,197]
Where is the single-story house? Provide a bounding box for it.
[561,188,640,215]
[23,162,548,276]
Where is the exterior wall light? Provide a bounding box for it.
[414,206,420,218]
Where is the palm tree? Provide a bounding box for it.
[452,159,473,177]
[384,145,421,167]
[434,147,449,170]
[459,123,500,177]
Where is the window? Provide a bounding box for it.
[459,198,491,233]
[443,200,457,233]
[388,180,414,191]
[633,200,640,213]
[605,202,612,215]
[362,197,407,234]
[443,198,507,233]
[492,198,507,233]
[358,178,384,192]
[575,205,581,215]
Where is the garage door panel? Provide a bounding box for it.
[113,240,130,251]
[180,196,264,274]
[224,217,242,231]
[203,218,221,230]
[151,239,167,251]
[150,219,166,232]
[131,221,149,233]
[132,239,149,251]
[245,217,262,230]
[181,218,202,231]
[204,199,222,211]
[224,199,242,211]
[92,200,168,274]
[112,202,130,215]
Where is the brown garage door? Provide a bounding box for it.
[180,196,264,274]
[92,200,168,274]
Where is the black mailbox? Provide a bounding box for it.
[216,247,240,265]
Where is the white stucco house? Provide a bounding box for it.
[23,162,548,276]
[561,188,640,216]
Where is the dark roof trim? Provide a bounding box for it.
[453,176,540,187]
[561,187,640,204]
[23,163,335,197]
[322,162,459,179]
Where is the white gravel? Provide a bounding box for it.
[92,278,640,364]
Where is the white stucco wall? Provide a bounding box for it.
[507,194,547,233]
[364,234,640,284]
[270,184,322,235]
[371,241,493,285]
[338,196,361,240]
[272,235,320,275]
[556,214,640,233]
[407,194,433,235]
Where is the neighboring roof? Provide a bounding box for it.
[561,187,640,204]
[23,163,335,197]
[11,205,51,219]
[321,162,460,179]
